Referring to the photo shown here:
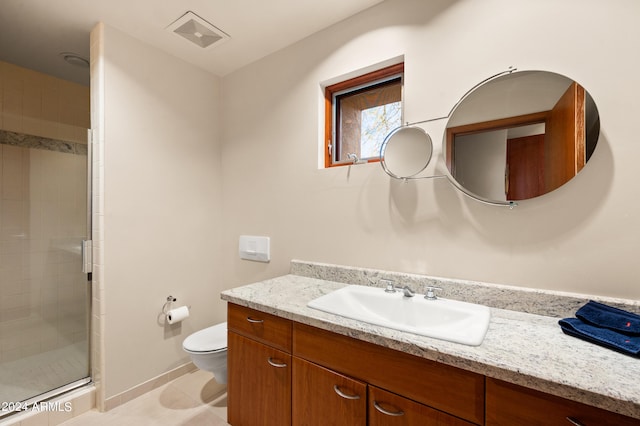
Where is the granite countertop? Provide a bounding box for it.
[221,262,640,420]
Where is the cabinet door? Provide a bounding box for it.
[292,357,366,426]
[228,331,291,426]
[486,378,640,426]
[369,386,477,426]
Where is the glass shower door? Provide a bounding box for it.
[0,129,91,413]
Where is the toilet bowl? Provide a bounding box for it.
[183,322,228,384]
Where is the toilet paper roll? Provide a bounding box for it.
[167,306,189,324]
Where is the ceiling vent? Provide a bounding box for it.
[167,11,230,49]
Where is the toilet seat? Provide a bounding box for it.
[183,322,227,353]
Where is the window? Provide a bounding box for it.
[324,63,404,168]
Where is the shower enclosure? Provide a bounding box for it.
[0,129,91,415]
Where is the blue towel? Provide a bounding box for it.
[575,300,640,335]
[559,318,640,357]
[559,301,640,357]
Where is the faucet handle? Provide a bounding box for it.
[380,279,396,293]
[424,286,442,300]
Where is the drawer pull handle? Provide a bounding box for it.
[566,417,585,426]
[247,317,264,324]
[333,385,360,400]
[373,401,404,417]
[267,357,287,368]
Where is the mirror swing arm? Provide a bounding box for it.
[380,67,519,209]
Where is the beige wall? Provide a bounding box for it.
[220,0,640,299]
[92,24,223,400]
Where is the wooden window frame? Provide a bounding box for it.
[324,63,404,168]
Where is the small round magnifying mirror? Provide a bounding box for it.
[380,126,433,179]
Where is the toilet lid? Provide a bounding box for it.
[183,322,227,352]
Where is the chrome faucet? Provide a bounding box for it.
[424,286,442,300]
[382,280,396,293]
[381,280,415,298]
[400,285,415,297]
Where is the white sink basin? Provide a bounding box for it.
[307,285,490,346]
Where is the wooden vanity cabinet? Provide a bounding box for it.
[292,347,475,426]
[228,304,293,426]
[227,303,640,426]
[293,322,485,425]
[486,378,640,426]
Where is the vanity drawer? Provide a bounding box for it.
[293,323,485,425]
[369,385,476,426]
[486,378,640,426]
[228,303,292,353]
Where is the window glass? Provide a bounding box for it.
[361,100,402,159]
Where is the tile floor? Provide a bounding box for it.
[61,370,228,425]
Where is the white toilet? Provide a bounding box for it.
[182,322,228,384]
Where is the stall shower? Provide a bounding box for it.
[0,130,90,414]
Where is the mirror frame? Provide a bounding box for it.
[380,125,434,179]
[442,69,599,204]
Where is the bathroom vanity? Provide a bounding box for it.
[222,261,640,425]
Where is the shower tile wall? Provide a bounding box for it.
[0,60,90,364]
[0,142,88,362]
[90,24,106,409]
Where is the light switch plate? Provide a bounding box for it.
[239,235,270,262]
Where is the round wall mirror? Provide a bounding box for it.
[444,70,600,202]
[381,126,433,179]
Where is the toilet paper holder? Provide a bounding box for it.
[162,295,191,314]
